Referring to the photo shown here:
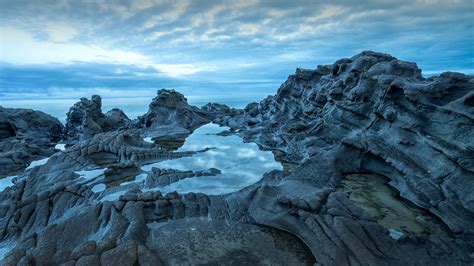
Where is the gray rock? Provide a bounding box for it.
[100,242,138,266]
[75,254,100,266]
[220,50,474,238]
[0,107,62,176]
[70,240,97,260]
[137,89,209,131]
[63,95,130,144]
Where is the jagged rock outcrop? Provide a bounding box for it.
[200,102,237,121]
[105,108,131,127]
[138,89,209,133]
[0,51,473,265]
[0,107,63,176]
[63,95,130,144]
[219,51,474,237]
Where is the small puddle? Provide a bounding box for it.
[340,173,450,237]
[26,157,50,170]
[75,169,106,181]
[0,175,16,192]
[55,143,66,151]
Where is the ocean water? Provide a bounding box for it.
[0,87,273,123]
[0,96,255,123]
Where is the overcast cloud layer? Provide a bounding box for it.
[0,0,473,101]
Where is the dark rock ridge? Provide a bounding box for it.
[0,107,62,176]
[219,51,474,236]
[201,102,237,120]
[0,51,473,265]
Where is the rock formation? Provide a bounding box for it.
[0,107,62,176]
[219,51,474,238]
[63,95,130,144]
[0,51,473,265]
[137,89,210,133]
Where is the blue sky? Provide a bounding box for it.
[0,0,473,102]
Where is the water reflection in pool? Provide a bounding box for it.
[142,123,283,195]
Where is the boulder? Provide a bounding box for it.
[0,107,63,176]
[138,89,209,131]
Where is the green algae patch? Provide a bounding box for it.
[340,173,450,236]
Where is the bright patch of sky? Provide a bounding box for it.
[0,0,473,107]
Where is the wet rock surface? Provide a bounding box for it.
[0,51,473,265]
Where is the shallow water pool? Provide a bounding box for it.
[141,123,283,195]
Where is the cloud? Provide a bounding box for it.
[0,0,472,100]
[141,0,190,30]
[236,148,258,158]
[45,23,79,42]
[0,26,148,65]
[0,26,217,77]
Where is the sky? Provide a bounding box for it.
[0,0,473,107]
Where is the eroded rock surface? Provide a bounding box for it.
[220,51,474,237]
[0,107,63,177]
[63,95,131,144]
[0,51,473,265]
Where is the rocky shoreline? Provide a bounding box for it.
[0,51,473,265]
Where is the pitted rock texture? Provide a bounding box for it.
[0,51,473,265]
[64,95,130,144]
[0,107,63,176]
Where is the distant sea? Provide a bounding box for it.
[0,91,268,123]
